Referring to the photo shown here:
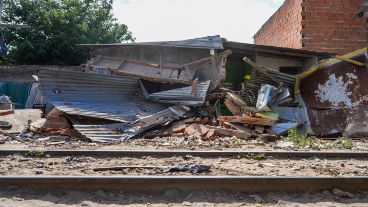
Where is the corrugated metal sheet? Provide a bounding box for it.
[73,123,138,142]
[85,50,231,92]
[223,41,332,58]
[142,81,211,106]
[87,55,195,84]
[242,69,295,106]
[78,35,223,50]
[38,69,193,142]
[0,65,82,83]
[73,106,189,142]
[38,69,168,122]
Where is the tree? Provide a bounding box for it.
[1,0,134,65]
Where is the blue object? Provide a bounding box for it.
[271,122,299,135]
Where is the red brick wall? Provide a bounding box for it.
[254,0,367,55]
[301,0,366,54]
[254,0,303,49]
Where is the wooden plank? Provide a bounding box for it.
[218,115,276,126]
[243,57,284,86]
[206,125,251,139]
[191,78,199,97]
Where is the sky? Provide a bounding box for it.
[113,0,285,43]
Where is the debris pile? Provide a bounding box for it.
[0,35,366,143]
[10,35,235,142]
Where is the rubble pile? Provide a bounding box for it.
[0,36,367,144]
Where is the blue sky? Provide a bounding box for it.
[113,0,284,43]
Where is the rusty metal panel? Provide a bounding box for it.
[298,49,367,135]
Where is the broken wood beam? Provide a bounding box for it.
[218,115,276,126]
[243,57,284,86]
[191,78,199,97]
[206,125,251,139]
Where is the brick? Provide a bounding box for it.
[254,0,367,54]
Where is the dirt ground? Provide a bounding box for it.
[0,187,368,207]
[0,154,367,176]
[1,135,368,152]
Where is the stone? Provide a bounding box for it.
[259,134,278,143]
[260,162,276,168]
[264,193,279,203]
[18,157,30,162]
[191,202,214,207]
[164,188,180,197]
[322,190,332,196]
[276,141,294,149]
[35,170,43,175]
[332,188,354,198]
[249,194,263,203]
[95,190,107,197]
[182,201,191,206]
[80,201,94,206]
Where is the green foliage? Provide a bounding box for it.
[1,0,134,65]
[323,137,354,149]
[235,152,266,160]
[284,126,318,148]
[245,152,266,160]
[26,149,45,157]
[284,126,354,150]
[230,137,243,148]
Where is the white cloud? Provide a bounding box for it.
[113,0,284,43]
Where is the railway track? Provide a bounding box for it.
[1,149,367,192]
[0,176,367,192]
[1,149,368,158]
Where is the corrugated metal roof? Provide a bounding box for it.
[38,69,168,122]
[142,81,211,106]
[78,35,223,50]
[72,106,189,142]
[242,69,295,106]
[223,41,332,58]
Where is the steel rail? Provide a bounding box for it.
[0,176,367,192]
[0,149,367,158]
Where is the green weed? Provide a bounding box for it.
[284,126,354,149]
[235,152,266,160]
[284,126,318,148]
[26,149,45,157]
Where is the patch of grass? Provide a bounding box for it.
[235,152,266,160]
[323,137,354,149]
[283,126,318,148]
[26,149,45,157]
[338,137,354,149]
[284,127,354,150]
[230,137,243,148]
